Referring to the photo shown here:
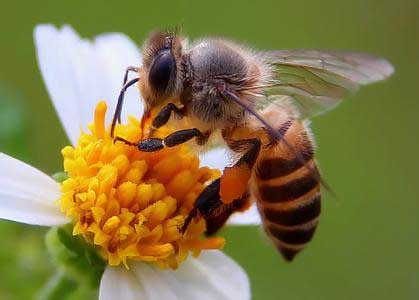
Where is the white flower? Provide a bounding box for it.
[0,24,261,299]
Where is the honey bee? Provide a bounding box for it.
[111,30,393,261]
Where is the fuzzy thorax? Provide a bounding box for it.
[59,101,224,269]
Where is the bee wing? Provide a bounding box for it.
[258,49,394,118]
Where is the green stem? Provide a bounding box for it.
[37,270,78,300]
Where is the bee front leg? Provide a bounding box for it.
[115,128,210,152]
[146,103,186,138]
[151,103,185,129]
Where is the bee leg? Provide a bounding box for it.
[151,103,185,129]
[180,178,221,234]
[219,138,261,204]
[230,138,261,167]
[124,128,210,152]
[180,178,251,235]
[204,193,251,236]
[111,66,140,138]
[180,138,260,233]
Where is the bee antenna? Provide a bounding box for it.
[223,91,286,141]
[223,91,336,197]
[110,67,141,138]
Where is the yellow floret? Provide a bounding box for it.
[60,101,223,269]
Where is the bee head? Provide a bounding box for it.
[139,30,184,110]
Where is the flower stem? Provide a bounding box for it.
[37,270,77,300]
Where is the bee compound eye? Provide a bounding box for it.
[148,50,176,94]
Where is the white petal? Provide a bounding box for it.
[34,24,143,145]
[99,265,146,300]
[154,250,250,300]
[0,153,68,226]
[227,203,262,225]
[99,251,250,300]
[92,32,144,124]
[199,148,230,170]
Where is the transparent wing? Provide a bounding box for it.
[257,49,394,118]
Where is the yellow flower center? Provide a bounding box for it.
[59,101,224,269]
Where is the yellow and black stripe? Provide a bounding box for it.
[253,119,321,261]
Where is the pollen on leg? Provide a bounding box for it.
[59,101,223,269]
[220,164,251,204]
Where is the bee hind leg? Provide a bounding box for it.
[204,192,251,235]
[180,138,260,234]
[219,138,261,204]
[180,178,251,235]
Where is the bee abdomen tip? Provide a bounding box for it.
[279,248,300,262]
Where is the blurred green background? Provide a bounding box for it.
[0,0,418,299]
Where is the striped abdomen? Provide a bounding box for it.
[252,119,321,261]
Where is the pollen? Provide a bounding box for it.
[59,101,224,269]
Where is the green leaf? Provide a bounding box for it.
[45,226,106,289]
[52,172,69,183]
[36,271,77,300]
